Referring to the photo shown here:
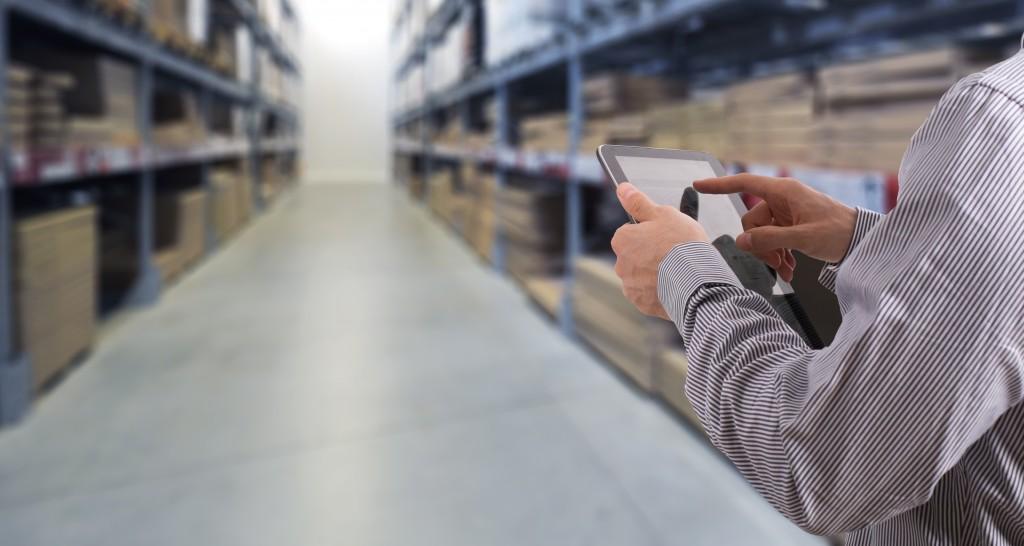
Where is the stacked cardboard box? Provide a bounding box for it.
[463,169,498,261]
[523,276,564,318]
[572,256,679,391]
[211,167,248,240]
[148,0,206,52]
[812,47,996,172]
[725,72,817,165]
[582,73,685,151]
[23,51,139,147]
[153,88,204,148]
[5,64,74,150]
[655,349,702,429]
[154,188,206,283]
[646,94,728,157]
[496,182,565,282]
[584,73,686,117]
[14,207,97,389]
[261,156,285,203]
[519,112,567,152]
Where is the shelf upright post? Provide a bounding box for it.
[249,30,264,212]
[126,57,162,306]
[493,83,509,273]
[560,0,586,335]
[0,0,32,425]
[199,87,217,253]
[421,45,433,204]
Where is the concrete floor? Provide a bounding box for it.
[0,184,825,545]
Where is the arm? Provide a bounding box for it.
[660,79,1024,535]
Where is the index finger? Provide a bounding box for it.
[692,174,785,200]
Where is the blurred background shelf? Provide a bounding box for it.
[0,0,302,423]
[390,0,1024,450]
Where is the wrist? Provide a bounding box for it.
[833,204,859,262]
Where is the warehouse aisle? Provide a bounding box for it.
[0,184,824,546]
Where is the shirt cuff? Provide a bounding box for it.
[818,207,885,291]
[658,242,741,321]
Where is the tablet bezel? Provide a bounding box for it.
[597,145,743,223]
[596,144,828,349]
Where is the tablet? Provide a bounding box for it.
[597,144,835,349]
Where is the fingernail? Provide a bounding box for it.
[619,184,634,197]
[736,232,751,249]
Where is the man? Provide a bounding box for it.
[610,47,1024,544]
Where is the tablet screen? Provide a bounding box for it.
[616,155,793,298]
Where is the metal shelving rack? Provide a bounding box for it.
[392,0,1024,335]
[0,0,302,424]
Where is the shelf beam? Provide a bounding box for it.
[7,0,250,100]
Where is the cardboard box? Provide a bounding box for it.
[572,256,680,391]
[14,206,97,389]
[523,276,564,318]
[656,349,702,430]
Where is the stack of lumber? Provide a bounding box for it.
[812,47,997,172]
[724,72,817,165]
[14,207,97,389]
[646,94,728,157]
[5,64,74,150]
[496,182,565,282]
[655,349,702,429]
[154,188,207,283]
[572,256,679,391]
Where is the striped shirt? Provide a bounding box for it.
[657,48,1024,544]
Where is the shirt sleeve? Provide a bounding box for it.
[657,77,1024,535]
[817,207,884,293]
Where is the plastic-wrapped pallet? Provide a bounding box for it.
[812,47,999,172]
[572,256,679,391]
[485,0,566,66]
[14,206,97,389]
[724,72,817,165]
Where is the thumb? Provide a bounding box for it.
[617,183,658,222]
[736,225,804,254]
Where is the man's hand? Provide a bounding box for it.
[694,174,857,282]
[611,183,709,320]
